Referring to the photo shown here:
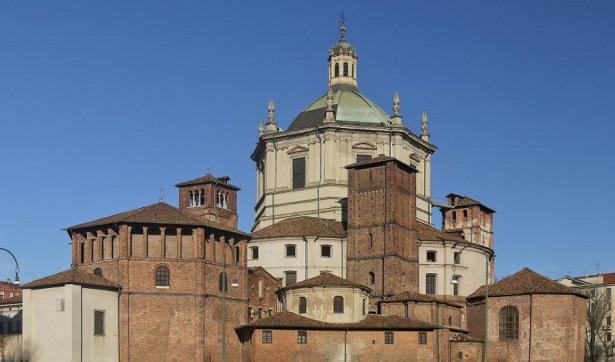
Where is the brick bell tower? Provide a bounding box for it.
[175,173,240,228]
[346,156,419,308]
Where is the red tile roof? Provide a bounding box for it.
[22,268,120,290]
[380,291,463,308]
[446,193,495,213]
[415,222,467,243]
[175,173,240,190]
[0,295,22,305]
[279,272,370,293]
[468,268,587,300]
[251,217,345,239]
[239,311,440,331]
[345,154,417,172]
[67,202,249,236]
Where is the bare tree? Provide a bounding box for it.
[586,288,612,362]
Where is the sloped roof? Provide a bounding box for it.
[0,295,22,305]
[67,202,248,236]
[446,193,495,213]
[287,84,391,131]
[468,268,587,300]
[251,217,345,239]
[175,173,240,190]
[22,268,120,290]
[345,154,417,173]
[278,272,370,294]
[239,311,440,331]
[415,222,467,243]
[380,291,463,308]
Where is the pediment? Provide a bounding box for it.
[351,142,377,151]
[287,145,309,155]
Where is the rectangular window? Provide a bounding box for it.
[384,331,394,344]
[94,310,105,336]
[299,297,307,314]
[426,251,436,262]
[453,278,459,296]
[297,330,307,344]
[250,246,259,260]
[292,157,306,189]
[321,245,332,258]
[426,274,436,295]
[356,154,372,163]
[608,288,612,298]
[262,330,273,344]
[286,244,296,258]
[608,316,612,326]
[418,332,427,345]
[454,252,461,264]
[7,321,12,334]
[285,271,297,286]
[609,332,613,342]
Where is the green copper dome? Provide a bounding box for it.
[288,84,391,131]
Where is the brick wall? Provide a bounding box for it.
[247,328,436,362]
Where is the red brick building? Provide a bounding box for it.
[61,173,274,362]
[466,268,587,362]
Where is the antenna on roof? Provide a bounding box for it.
[159,187,165,202]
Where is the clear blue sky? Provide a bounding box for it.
[1,1,613,283]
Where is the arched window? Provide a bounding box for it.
[298,297,307,314]
[499,306,519,340]
[334,63,340,77]
[368,272,375,285]
[155,266,170,287]
[94,268,102,277]
[343,62,349,76]
[333,296,344,313]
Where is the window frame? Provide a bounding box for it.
[285,244,297,258]
[356,154,372,163]
[499,306,519,340]
[94,310,105,336]
[298,297,307,314]
[426,250,437,262]
[425,273,437,295]
[321,245,332,258]
[285,271,297,286]
[418,332,427,345]
[333,296,344,313]
[384,331,394,344]
[262,330,273,344]
[155,265,170,288]
[292,157,306,189]
[297,330,308,344]
[250,246,259,260]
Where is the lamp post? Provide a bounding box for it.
[0,248,21,285]
[452,243,492,362]
[221,241,239,362]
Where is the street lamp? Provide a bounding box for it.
[221,241,239,362]
[0,248,21,285]
[452,243,493,362]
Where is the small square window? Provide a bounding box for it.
[418,332,427,345]
[94,310,105,336]
[321,245,332,258]
[356,154,372,163]
[250,246,259,260]
[286,244,296,258]
[426,251,436,262]
[262,330,273,344]
[297,330,307,344]
[384,331,394,344]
